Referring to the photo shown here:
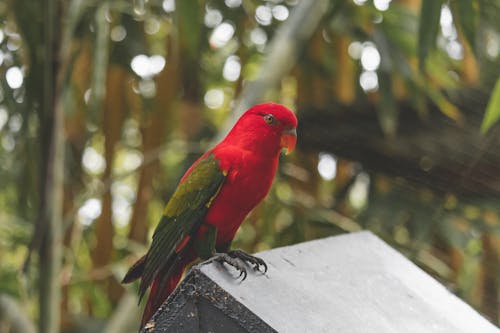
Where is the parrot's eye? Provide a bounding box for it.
[263,114,277,125]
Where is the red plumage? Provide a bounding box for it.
[124,103,298,327]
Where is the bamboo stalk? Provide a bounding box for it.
[38,0,63,332]
[36,0,84,330]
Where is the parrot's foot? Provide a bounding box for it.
[227,249,268,273]
[204,253,248,280]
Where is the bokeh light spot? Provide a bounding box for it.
[131,54,166,78]
[78,198,102,227]
[361,43,380,71]
[6,67,23,89]
[250,27,267,46]
[374,0,392,11]
[317,153,337,181]
[209,22,235,48]
[225,0,241,8]
[272,5,289,21]
[205,9,223,28]
[360,71,379,92]
[82,147,106,175]
[110,25,127,42]
[223,55,241,82]
[204,89,224,109]
[255,6,272,26]
[162,0,175,13]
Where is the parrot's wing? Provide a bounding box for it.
[138,153,226,300]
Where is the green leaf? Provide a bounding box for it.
[454,0,478,51]
[480,76,500,134]
[418,0,443,71]
[426,85,463,122]
[413,72,463,122]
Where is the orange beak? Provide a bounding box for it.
[280,127,297,155]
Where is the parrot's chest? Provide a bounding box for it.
[227,156,277,208]
[204,153,279,242]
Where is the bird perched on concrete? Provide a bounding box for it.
[122,103,298,327]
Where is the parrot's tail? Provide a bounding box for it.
[122,254,147,284]
[140,259,187,327]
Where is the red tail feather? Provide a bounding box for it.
[140,262,186,327]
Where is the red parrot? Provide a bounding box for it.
[122,103,298,327]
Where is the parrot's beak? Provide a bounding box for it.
[281,127,297,155]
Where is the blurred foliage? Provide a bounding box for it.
[0,0,499,332]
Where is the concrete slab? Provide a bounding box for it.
[199,231,499,333]
[146,231,499,333]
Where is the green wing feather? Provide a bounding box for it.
[138,154,225,300]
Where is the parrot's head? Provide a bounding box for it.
[228,103,298,156]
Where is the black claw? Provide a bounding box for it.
[227,249,267,274]
[204,253,248,280]
[202,250,267,280]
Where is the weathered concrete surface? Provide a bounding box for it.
[142,268,275,333]
[199,231,499,333]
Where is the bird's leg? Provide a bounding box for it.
[216,241,267,273]
[197,226,248,280]
[227,249,268,273]
[203,253,248,280]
